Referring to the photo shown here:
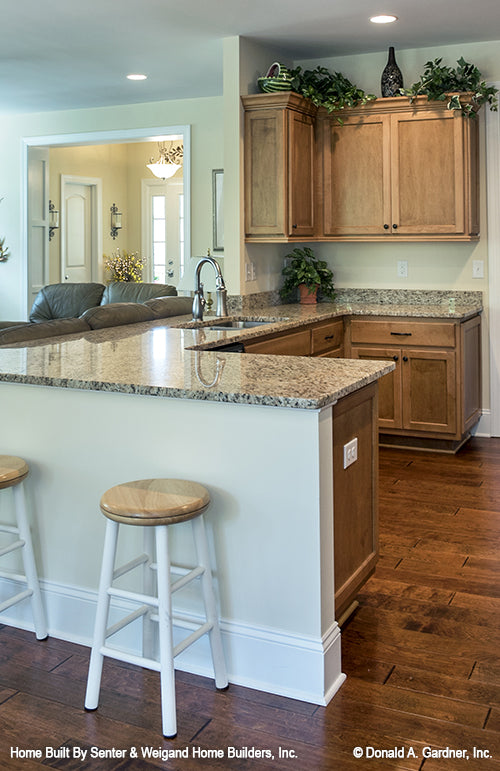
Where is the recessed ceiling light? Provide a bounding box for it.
[370,14,398,24]
[127,73,147,81]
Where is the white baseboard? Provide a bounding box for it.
[0,575,343,706]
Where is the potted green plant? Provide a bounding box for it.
[289,65,375,122]
[400,57,498,116]
[280,247,335,304]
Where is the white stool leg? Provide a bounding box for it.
[85,519,119,710]
[142,527,155,659]
[155,525,177,738]
[192,515,228,690]
[12,483,48,640]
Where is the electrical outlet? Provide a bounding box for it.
[397,260,408,278]
[245,262,256,282]
[472,260,484,279]
[343,437,358,469]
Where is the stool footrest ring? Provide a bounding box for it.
[0,539,25,558]
[113,553,149,581]
[105,604,150,640]
[0,588,33,613]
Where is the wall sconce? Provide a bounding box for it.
[48,200,59,241]
[110,203,122,239]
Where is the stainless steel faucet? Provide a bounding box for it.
[192,256,228,320]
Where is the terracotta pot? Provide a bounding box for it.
[298,284,318,304]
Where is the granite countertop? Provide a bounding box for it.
[0,325,393,409]
[0,288,481,409]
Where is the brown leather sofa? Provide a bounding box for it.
[0,283,192,346]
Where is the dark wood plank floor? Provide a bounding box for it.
[1,437,500,769]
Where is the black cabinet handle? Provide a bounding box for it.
[403,356,408,362]
[383,224,389,230]
[393,355,399,362]
[324,334,335,340]
[292,224,297,229]
[393,223,398,229]
[390,331,412,336]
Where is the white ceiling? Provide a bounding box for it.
[3,0,500,114]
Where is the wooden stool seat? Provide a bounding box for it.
[100,479,210,526]
[86,476,227,738]
[0,455,29,490]
[0,454,47,640]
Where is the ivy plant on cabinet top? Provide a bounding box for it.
[400,57,498,116]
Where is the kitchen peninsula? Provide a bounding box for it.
[0,288,481,706]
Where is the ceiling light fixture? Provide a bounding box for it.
[370,14,398,23]
[127,73,147,81]
[147,142,183,180]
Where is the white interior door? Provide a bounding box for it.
[27,147,50,309]
[61,175,102,283]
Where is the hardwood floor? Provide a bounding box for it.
[1,438,500,769]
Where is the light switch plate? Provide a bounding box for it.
[472,260,484,279]
[343,437,358,469]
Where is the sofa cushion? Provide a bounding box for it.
[81,302,156,330]
[143,295,193,318]
[0,321,28,330]
[29,283,105,322]
[0,318,91,346]
[101,282,177,305]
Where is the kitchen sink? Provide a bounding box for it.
[205,319,276,330]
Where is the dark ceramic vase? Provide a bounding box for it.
[381,47,403,97]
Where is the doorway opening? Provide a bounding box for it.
[23,125,191,317]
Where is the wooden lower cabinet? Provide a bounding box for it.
[242,313,481,448]
[243,318,344,357]
[332,383,378,622]
[349,315,481,450]
[243,328,311,356]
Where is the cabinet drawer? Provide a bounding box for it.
[350,319,456,347]
[311,319,344,355]
[244,329,311,356]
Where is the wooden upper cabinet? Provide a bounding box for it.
[243,93,316,240]
[243,93,479,242]
[320,95,480,241]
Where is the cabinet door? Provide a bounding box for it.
[288,110,315,237]
[351,346,402,428]
[322,114,391,236]
[391,110,467,235]
[244,108,286,236]
[402,349,457,433]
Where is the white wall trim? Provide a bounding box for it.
[486,83,500,437]
[0,575,343,706]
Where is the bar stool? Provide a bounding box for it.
[84,478,228,738]
[0,455,48,640]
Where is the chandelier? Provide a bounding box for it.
[147,142,183,179]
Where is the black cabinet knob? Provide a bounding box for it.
[383,224,389,230]
[403,355,408,362]
[292,224,298,229]
[393,355,399,362]
[392,223,398,229]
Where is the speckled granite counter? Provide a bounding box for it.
[0,288,481,409]
[0,325,393,409]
